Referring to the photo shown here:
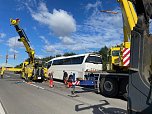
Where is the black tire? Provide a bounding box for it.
[100,78,118,97]
[120,79,128,99]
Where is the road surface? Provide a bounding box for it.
[0,72,127,114]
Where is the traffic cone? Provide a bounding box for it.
[67,82,72,88]
[49,73,54,88]
[49,79,54,88]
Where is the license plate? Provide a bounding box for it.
[38,77,41,79]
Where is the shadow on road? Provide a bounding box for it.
[77,86,127,101]
[75,100,127,114]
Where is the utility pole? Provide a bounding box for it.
[6,51,8,64]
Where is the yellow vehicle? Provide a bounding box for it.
[88,0,138,98]
[118,0,152,113]
[10,19,48,82]
[107,0,137,71]
[107,45,121,70]
[107,42,130,71]
[0,66,22,78]
[94,0,137,98]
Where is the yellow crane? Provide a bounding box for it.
[102,3,137,71]
[118,0,152,113]
[97,0,152,113]
[10,19,48,82]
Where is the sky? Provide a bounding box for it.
[0,0,124,66]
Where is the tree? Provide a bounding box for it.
[63,52,76,56]
[56,54,62,57]
[98,46,109,70]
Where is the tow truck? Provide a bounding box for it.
[10,19,48,82]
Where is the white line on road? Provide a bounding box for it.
[27,83,45,90]
[4,75,10,78]
[0,102,5,114]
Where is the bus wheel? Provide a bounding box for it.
[100,78,118,97]
[120,79,128,99]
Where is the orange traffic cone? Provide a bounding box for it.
[49,73,54,88]
[67,82,72,88]
[49,79,54,88]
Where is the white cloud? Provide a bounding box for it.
[38,1,123,54]
[8,54,16,59]
[73,3,123,50]
[16,0,41,11]
[0,33,6,38]
[40,36,62,55]
[40,36,49,45]
[7,36,24,48]
[44,45,62,54]
[26,1,123,54]
[9,48,19,54]
[85,1,102,11]
[35,54,44,59]
[59,36,75,45]
[31,3,76,37]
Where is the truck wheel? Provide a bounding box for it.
[120,79,128,99]
[100,78,118,97]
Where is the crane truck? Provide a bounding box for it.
[124,0,152,113]
[10,19,48,82]
[100,0,152,113]
[65,0,136,98]
[84,0,138,98]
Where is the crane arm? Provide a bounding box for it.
[118,0,138,43]
[10,19,35,64]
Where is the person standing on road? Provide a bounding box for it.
[0,67,4,79]
[63,70,68,85]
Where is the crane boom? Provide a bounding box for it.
[10,18,48,82]
[10,19,35,64]
[118,0,138,42]
[117,0,152,113]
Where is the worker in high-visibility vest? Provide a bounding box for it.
[0,67,4,78]
[63,70,68,85]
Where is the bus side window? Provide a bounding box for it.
[63,58,71,65]
[71,56,84,64]
[53,59,63,65]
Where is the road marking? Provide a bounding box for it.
[27,83,45,90]
[0,102,5,114]
[4,75,10,78]
[24,80,95,93]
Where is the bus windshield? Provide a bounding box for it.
[85,56,102,64]
[46,61,52,68]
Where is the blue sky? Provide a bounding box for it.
[0,0,123,66]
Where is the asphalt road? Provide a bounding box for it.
[0,72,127,114]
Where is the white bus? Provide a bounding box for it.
[46,53,103,81]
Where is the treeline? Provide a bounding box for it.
[15,46,109,70]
